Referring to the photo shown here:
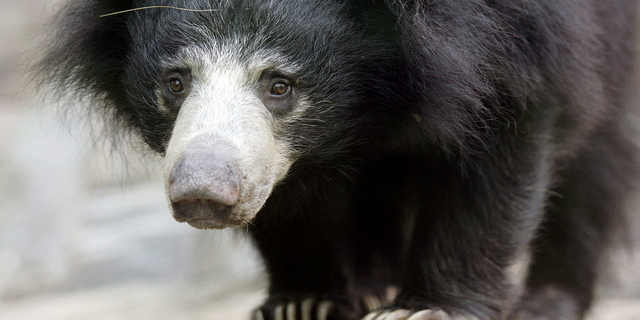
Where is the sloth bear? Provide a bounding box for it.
[36,0,639,319]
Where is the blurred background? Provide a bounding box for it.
[0,1,639,319]
[0,1,265,319]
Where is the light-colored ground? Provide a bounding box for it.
[1,281,640,320]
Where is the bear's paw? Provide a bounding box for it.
[253,298,341,320]
[362,309,478,320]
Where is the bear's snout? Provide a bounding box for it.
[169,154,241,206]
[167,137,243,229]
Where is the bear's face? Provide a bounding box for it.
[160,45,300,229]
[118,2,378,228]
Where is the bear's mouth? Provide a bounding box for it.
[171,199,247,229]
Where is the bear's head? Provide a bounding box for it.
[37,0,406,228]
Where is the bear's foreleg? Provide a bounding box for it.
[249,200,362,320]
[369,153,549,320]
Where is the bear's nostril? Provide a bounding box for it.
[170,200,235,229]
[169,178,240,206]
[168,145,241,209]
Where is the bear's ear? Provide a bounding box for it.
[35,0,136,114]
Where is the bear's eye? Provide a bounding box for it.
[270,82,290,96]
[259,73,296,115]
[169,79,184,93]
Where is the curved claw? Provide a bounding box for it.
[363,309,451,320]
[363,294,382,312]
[363,311,381,320]
[287,302,297,320]
[385,286,400,304]
[254,309,265,320]
[257,298,336,320]
[406,310,448,320]
[275,304,285,320]
[301,298,314,320]
[317,300,334,320]
[386,309,412,320]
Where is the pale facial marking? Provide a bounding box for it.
[161,44,298,228]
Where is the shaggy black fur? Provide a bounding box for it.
[36,0,639,319]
